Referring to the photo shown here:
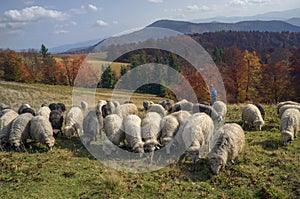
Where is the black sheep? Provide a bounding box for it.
[254,103,265,120]
[49,110,64,138]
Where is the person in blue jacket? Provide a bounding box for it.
[210,84,217,105]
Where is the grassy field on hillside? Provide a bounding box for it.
[0,81,299,198]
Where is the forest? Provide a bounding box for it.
[0,31,299,103]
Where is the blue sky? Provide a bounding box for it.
[0,0,299,50]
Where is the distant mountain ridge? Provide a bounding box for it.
[147,19,300,34]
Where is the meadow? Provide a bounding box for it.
[0,80,299,198]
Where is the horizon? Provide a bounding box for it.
[0,0,299,50]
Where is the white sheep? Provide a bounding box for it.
[192,103,222,123]
[159,114,180,154]
[242,104,265,130]
[64,106,84,139]
[209,123,245,175]
[81,109,102,146]
[9,113,34,149]
[277,101,299,114]
[280,108,300,145]
[103,114,125,146]
[171,99,189,112]
[170,110,191,125]
[143,100,154,111]
[115,103,138,119]
[148,104,167,117]
[29,116,55,150]
[159,99,174,112]
[179,113,215,165]
[123,115,144,153]
[212,101,227,121]
[278,104,300,118]
[141,112,162,152]
[0,109,19,146]
[36,106,51,119]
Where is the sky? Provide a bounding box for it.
[0,0,299,50]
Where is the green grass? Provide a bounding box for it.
[0,81,300,198]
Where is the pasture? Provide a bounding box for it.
[0,81,299,198]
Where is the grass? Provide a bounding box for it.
[0,80,300,198]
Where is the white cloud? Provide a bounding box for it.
[147,0,163,3]
[3,6,68,22]
[88,4,98,11]
[186,5,210,11]
[112,20,119,24]
[96,19,108,26]
[53,30,69,35]
[230,0,271,6]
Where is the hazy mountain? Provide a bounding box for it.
[286,17,300,27]
[49,39,102,54]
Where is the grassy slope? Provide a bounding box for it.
[0,81,299,199]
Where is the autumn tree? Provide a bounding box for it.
[61,55,85,86]
[289,47,300,101]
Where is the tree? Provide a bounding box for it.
[61,55,84,86]
[40,44,50,58]
[289,48,300,101]
[100,66,116,88]
[2,50,24,81]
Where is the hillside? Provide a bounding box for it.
[0,81,300,198]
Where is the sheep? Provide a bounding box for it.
[278,104,300,118]
[36,106,51,119]
[49,103,66,112]
[103,114,125,146]
[81,109,102,146]
[277,101,299,114]
[49,110,64,138]
[170,110,191,125]
[242,104,265,130]
[171,99,189,112]
[17,104,31,114]
[123,115,144,153]
[159,114,180,154]
[64,106,84,139]
[279,108,300,145]
[159,99,174,112]
[192,103,222,123]
[102,101,116,118]
[212,101,227,121]
[0,103,10,111]
[0,109,19,146]
[9,113,34,149]
[254,103,265,120]
[29,116,55,150]
[143,100,154,111]
[148,104,167,117]
[115,103,138,119]
[178,113,215,166]
[209,123,245,175]
[19,107,36,116]
[141,112,162,152]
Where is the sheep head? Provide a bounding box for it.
[282,131,293,146]
[209,155,226,175]
[44,136,55,151]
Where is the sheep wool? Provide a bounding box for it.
[9,113,34,148]
[278,104,300,118]
[82,109,101,146]
[280,108,300,145]
[277,101,300,114]
[209,123,245,175]
[65,106,84,139]
[123,115,144,153]
[29,116,55,150]
[0,109,19,145]
[212,101,227,120]
[148,104,167,117]
[115,103,138,119]
[36,106,51,119]
[242,104,265,130]
[104,114,125,146]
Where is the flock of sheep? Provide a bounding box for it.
[0,98,299,175]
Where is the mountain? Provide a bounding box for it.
[49,39,102,54]
[286,17,300,27]
[147,20,300,34]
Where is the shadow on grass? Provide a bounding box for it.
[253,139,282,151]
[180,157,213,182]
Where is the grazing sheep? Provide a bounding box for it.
[143,100,154,111]
[171,99,189,112]
[179,113,215,165]
[0,103,10,112]
[148,104,167,117]
[81,109,102,146]
[115,103,138,119]
[159,99,174,112]
[102,101,116,118]
[280,108,300,145]
[123,115,144,153]
[242,104,265,130]
[192,103,221,123]
[209,123,245,175]
[29,116,55,150]
[64,106,84,139]
[141,112,162,152]
[278,104,300,118]
[19,107,36,116]
[160,114,180,154]
[254,103,265,120]
[9,113,34,149]
[277,101,300,114]
[104,114,125,146]
[212,101,227,120]
[49,110,64,138]
[36,106,51,119]
[17,104,31,114]
[0,109,19,146]
[49,103,66,112]
[170,110,191,125]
